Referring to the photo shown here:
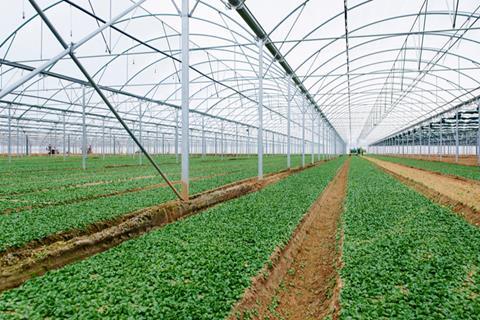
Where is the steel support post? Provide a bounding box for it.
[63,111,66,160]
[81,86,87,170]
[439,120,443,159]
[139,103,143,165]
[311,114,314,164]
[16,120,20,157]
[419,130,423,156]
[322,120,326,160]
[202,116,206,158]
[455,110,459,163]
[162,133,165,155]
[247,128,250,157]
[25,135,29,156]
[155,125,159,155]
[7,104,11,163]
[287,76,291,168]
[428,125,431,157]
[235,123,239,156]
[257,39,264,179]
[102,117,105,160]
[272,132,275,155]
[317,117,321,161]
[28,0,183,200]
[175,110,179,163]
[221,122,224,159]
[180,0,190,199]
[301,99,306,167]
[477,102,480,165]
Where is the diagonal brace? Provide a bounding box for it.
[28,0,184,201]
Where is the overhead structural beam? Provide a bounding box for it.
[0,0,146,101]
[0,60,295,141]
[27,0,183,201]
[227,0,344,144]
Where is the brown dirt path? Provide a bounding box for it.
[386,154,479,167]
[229,159,349,320]
[367,157,480,226]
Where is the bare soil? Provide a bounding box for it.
[387,154,479,167]
[0,160,326,293]
[229,160,349,320]
[367,157,480,227]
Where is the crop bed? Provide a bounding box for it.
[372,155,480,181]
[0,155,305,251]
[0,157,345,319]
[340,158,480,318]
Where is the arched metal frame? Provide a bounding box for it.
[0,0,479,182]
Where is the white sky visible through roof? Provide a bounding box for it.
[0,0,479,149]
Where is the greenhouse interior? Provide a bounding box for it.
[0,0,479,318]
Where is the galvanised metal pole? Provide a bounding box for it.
[25,135,29,156]
[428,125,431,158]
[235,123,239,156]
[311,113,314,164]
[102,117,105,160]
[181,0,190,199]
[155,124,159,155]
[301,98,306,167]
[247,127,250,157]
[477,102,480,165]
[28,0,183,200]
[221,122,224,159]
[322,120,326,160]
[139,103,143,165]
[7,104,11,163]
[162,132,165,155]
[455,110,459,163]
[317,117,321,160]
[257,39,264,179]
[16,120,20,157]
[175,110,179,163]
[202,116,206,158]
[326,126,329,159]
[63,111,66,160]
[439,120,443,159]
[419,129,423,156]
[287,76,291,168]
[272,132,275,155]
[82,86,87,170]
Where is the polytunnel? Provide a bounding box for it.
[0,1,480,318]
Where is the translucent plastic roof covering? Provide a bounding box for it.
[1,0,479,147]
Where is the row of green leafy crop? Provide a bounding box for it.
[340,158,480,319]
[0,157,345,319]
[0,155,304,195]
[0,154,316,251]
[0,155,304,214]
[0,160,242,210]
[371,155,480,181]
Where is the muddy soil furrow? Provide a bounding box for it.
[229,160,349,320]
[0,161,327,293]
[366,157,480,227]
